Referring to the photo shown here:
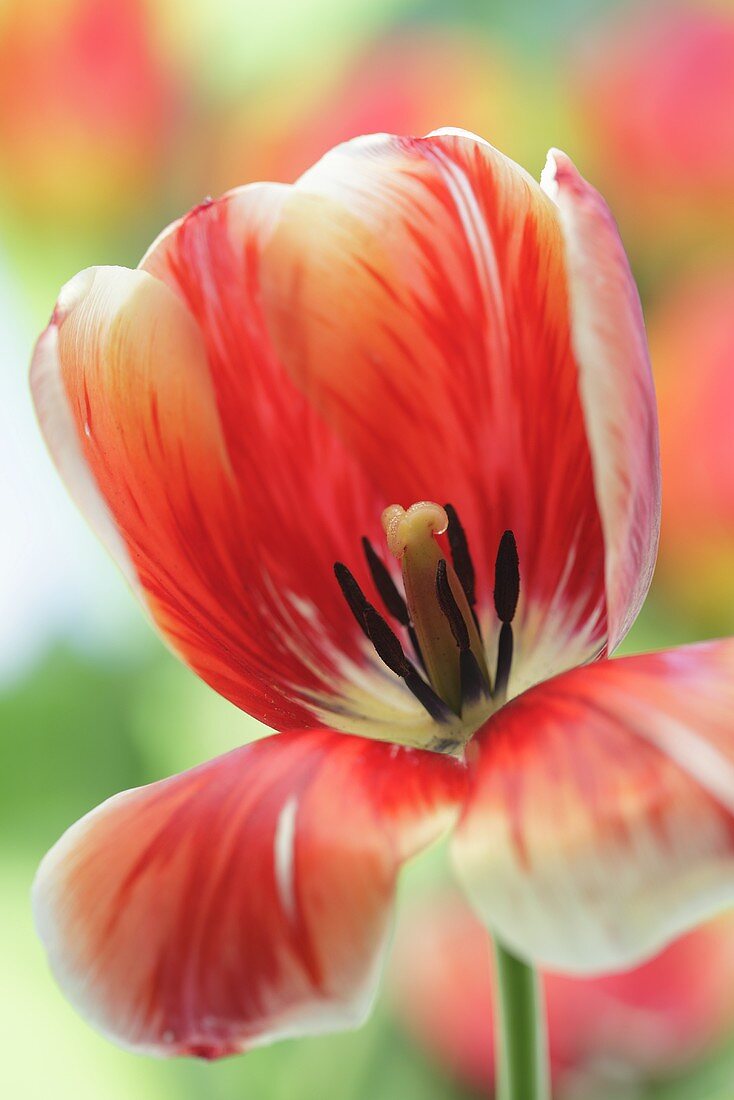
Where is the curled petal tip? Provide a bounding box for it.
[44,267,98,331]
[540,148,581,201]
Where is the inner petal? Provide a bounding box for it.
[259,131,608,695]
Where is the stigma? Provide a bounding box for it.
[380,503,488,714]
[334,500,520,751]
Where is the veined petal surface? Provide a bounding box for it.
[33,730,465,1057]
[33,131,660,736]
[541,149,660,652]
[31,258,400,739]
[252,130,610,695]
[452,640,734,973]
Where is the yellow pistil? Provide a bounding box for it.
[382,502,488,713]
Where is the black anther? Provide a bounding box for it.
[493,530,520,624]
[444,503,476,608]
[435,559,470,651]
[333,562,372,637]
[361,537,410,625]
[363,607,410,677]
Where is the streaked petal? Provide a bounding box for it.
[453,639,734,973]
[33,730,465,1057]
[541,149,660,652]
[251,129,609,693]
[31,259,426,743]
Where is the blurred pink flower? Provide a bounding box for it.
[652,269,734,621]
[391,891,734,1092]
[571,4,734,255]
[206,28,541,194]
[0,0,178,229]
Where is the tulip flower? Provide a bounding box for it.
[30,129,734,1095]
[391,890,734,1093]
[0,0,177,232]
[570,4,734,263]
[652,269,734,625]
[206,28,539,197]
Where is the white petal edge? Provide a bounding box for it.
[30,268,139,592]
[541,148,661,651]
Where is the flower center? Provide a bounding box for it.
[334,501,520,749]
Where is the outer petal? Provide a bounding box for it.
[31,260,416,742]
[541,149,660,652]
[452,639,734,973]
[33,730,465,1057]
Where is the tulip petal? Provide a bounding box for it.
[31,260,435,744]
[452,639,734,973]
[240,130,611,694]
[540,149,660,652]
[33,730,465,1057]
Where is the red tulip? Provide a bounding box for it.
[391,891,734,1091]
[571,4,734,252]
[0,0,177,228]
[207,28,537,194]
[652,269,734,621]
[29,130,734,1060]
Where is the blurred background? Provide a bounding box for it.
[2,0,734,1096]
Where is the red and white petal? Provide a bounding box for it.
[238,130,610,692]
[31,258,419,741]
[541,149,660,653]
[33,730,465,1057]
[452,639,734,974]
[33,133,657,737]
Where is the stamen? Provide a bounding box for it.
[435,559,469,652]
[361,606,408,676]
[494,530,520,624]
[334,562,450,722]
[333,562,372,638]
[436,559,490,709]
[494,622,514,703]
[362,536,426,671]
[361,537,409,625]
[382,501,488,714]
[362,608,451,724]
[460,650,489,708]
[493,530,520,703]
[444,503,476,609]
[334,503,497,740]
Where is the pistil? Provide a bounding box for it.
[382,502,489,713]
[333,502,520,742]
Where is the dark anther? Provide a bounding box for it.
[363,607,451,723]
[363,607,409,676]
[362,537,409,625]
[444,503,476,608]
[436,560,489,710]
[493,530,520,624]
[333,562,373,637]
[435,559,470,651]
[362,536,425,671]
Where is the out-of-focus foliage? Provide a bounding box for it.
[2,0,734,1097]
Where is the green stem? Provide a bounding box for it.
[492,938,550,1100]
